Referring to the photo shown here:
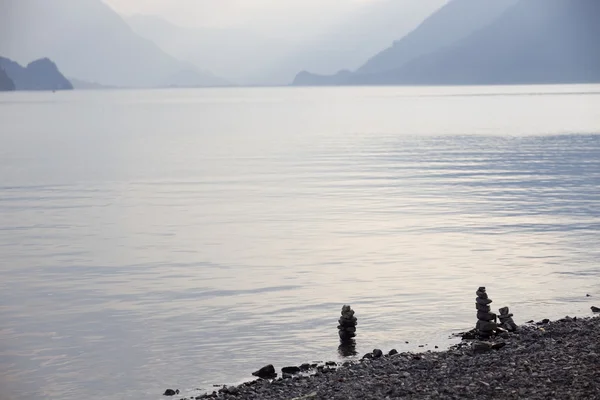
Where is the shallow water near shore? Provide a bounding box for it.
[1,85,600,400]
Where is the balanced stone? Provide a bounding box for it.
[477,311,497,321]
[338,305,358,342]
[476,320,497,332]
[498,306,518,332]
[476,297,493,305]
[475,287,497,338]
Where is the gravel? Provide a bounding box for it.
[181,316,600,400]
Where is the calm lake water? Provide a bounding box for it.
[1,85,600,400]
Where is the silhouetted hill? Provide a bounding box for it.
[0,0,227,88]
[294,0,600,86]
[356,0,518,75]
[0,56,72,90]
[292,0,516,86]
[350,0,600,85]
[0,67,15,91]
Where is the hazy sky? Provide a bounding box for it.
[103,0,382,29]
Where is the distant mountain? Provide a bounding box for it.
[350,0,600,85]
[293,0,517,85]
[257,0,446,85]
[127,1,445,85]
[356,0,519,75]
[0,56,72,90]
[294,0,600,86]
[0,67,15,91]
[0,0,227,88]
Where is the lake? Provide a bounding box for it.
[1,85,599,400]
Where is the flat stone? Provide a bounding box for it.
[476,297,493,305]
[461,329,478,340]
[282,366,301,374]
[472,341,493,353]
[476,291,488,299]
[477,311,497,321]
[339,331,356,344]
[491,342,507,350]
[476,320,497,332]
[476,303,491,312]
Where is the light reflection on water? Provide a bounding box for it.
[1,85,600,400]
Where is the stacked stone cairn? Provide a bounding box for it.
[498,306,518,332]
[475,287,497,338]
[338,305,357,342]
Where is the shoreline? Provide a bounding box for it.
[173,314,600,399]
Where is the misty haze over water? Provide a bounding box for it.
[1,85,600,399]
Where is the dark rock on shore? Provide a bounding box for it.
[163,388,179,396]
[281,366,301,375]
[299,363,312,371]
[251,364,276,379]
[195,316,600,399]
[591,306,600,313]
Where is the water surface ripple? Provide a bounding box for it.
[1,85,599,399]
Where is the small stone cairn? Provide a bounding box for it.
[498,306,518,332]
[338,305,357,342]
[475,287,497,338]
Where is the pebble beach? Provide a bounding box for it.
[175,314,600,400]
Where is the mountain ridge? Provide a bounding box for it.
[293,0,600,86]
[0,0,227,88]
[349,0,600,85]
[0,56,73,90]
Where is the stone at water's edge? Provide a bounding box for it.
[591,306,600,313]
[162,388,179,396]
[252,364,277,379]
[499,306,518,331]
[282,366,301,374]
[372,349,383,358]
